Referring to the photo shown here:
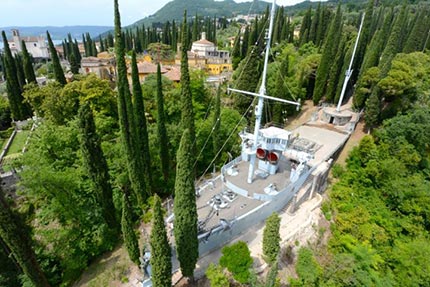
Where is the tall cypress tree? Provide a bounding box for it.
[241,26,249,58]
[233,45,262,115]
[78,102,118,232]
[131,51,152,192]
[156,63,170,183]
[403,8,427,53]
[180,11,196,151]
[46,31,66,86]
[114,0,147,206]
[14,54,26,90]
[231,30,242,70]
[173,129,198,279]
[379,5,407,76]
[312,4,342,104]
[299,7,312,46]
[150,195,172,287]
[121,193,140,265]
[0,188,50,287]
[309,3,321,45]
[212,85,221,162]
[21,40,37,84]
[1,31,26,120]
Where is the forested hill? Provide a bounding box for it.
[130,0,269,28]
[129,0,369,28]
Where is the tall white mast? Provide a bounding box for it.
[229,0,300,184]
[336,12,365,112]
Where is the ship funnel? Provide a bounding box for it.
[267,151,279,164]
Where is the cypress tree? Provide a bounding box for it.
[99,35,105,52]
[364,89,380,131]
[21,40,37,84]
[173,129,199,279]
[46,31,66,86]
[69,52,79,74]
[78,102,118,232]
[403,9,427,53]
[241,26,249,58]
[172,20,178,52]
[299,7,312,46]
[2,31,26,120]
[114,0,148,206]
[233,46,262,115]
[232,30,242,70]
[316,6,332,47]
[212,85,221,162]
[14,54,26,89]
[352,0,375,84]
[121,193,140,265]
[131,51,152,192]
[312,4,342,104]
[325,36,346,103]
[180,11,196,151]
[262,213,281,265]
[0,188,50,287]
[150,195,172,287]
[192,13,199,43]
[309,3,321,44]
[73,39,81,64]
[156,63,170,183]
[379,5,407,76]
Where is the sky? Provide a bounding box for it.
[0,0,324,27]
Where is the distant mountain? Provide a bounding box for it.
[127,0,368,29]
[130,0,271,28]
[0,26,113,41]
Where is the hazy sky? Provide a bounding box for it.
[0,0,324,27]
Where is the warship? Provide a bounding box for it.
[142,0,364,284]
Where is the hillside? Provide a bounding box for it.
[0,26,113,40]
[130,0,271,28]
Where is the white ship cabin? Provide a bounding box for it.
[240,126,291,175]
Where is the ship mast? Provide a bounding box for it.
[229,0,300,184]
[336,12,365,112]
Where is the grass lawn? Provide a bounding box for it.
[5,130,30,156]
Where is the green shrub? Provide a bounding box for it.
[219,241,253,284]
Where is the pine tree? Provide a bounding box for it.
[0,188,50,287]
[131,51,152,192]
[78,102,118,232]
[121,193,140,265]
[180,11,196,151]
[150,195,172,287]
[2,31,26,120]
[262,213,281,265]
[192,13,199,43]
[312,4,342,104]
[212,85,221,162]
[46,31,66,86]
[21,40,37,84]
[156,63,170,183]
[114,0,148,206]
[173,129,199,279]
